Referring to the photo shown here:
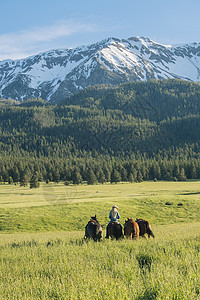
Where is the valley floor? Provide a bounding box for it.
[0,181,200,299]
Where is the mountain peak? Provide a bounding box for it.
[0,36,199,103]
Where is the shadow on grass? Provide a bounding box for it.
[136,287,158,300]
[136,253,154,272]
[10,239,38,248]
[179,192,200,195]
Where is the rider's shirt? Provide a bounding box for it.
[109,210,120,223]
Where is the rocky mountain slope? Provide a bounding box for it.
[0,36,200,103]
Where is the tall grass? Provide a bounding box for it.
[0,225,199,299]
[0,182,200,298]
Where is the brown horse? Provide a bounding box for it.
[84,215,102,242]
[124,218,139,239]
[107,221,123,240]
[135,218,155,238]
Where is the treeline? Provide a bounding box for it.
[0,79,200,185]
[0,155,200,185]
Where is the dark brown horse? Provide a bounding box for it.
[107,221,123,240]
[84,215,102,242]
[124,218,139,239]
[135,218,155,238]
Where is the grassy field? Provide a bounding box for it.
[0,181,200,299]
[0,224,200,299]
[0,180,200,232]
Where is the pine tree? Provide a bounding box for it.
[30,173,40,188]
[128,173,134,183]
[47,172,53,182]
[137,170,143,183]
[104,167,111,182]
[120,166,128,182]
[98,169,106,184]
[178,168,187,181]
[72,169,82,185]
[87,168,96,185]
[8,176,13,184]
[1,166,8,183]
[64,168,72,181]
[129,169,137,182]
[152,163,161,180]
[53,168,60,183]
[12,167,20,183]
[111,169,121,183]
[173,163,180,178]
[20,172,29,187]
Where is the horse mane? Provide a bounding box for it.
[125,218,134,223]
[88,219,97,224]
[136,218,146,222]
[88,215,99,224]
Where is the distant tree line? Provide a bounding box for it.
[1,155,200,186]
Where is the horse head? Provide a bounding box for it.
[90,215,99,223]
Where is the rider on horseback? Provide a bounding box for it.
[105,205,120,238]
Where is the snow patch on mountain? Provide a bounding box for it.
[0,36,200,102]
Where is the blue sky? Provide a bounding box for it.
[0,0,200,60]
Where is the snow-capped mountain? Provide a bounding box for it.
[0,36,200,103]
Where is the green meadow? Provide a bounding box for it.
[0,180,200,232]
[0,181,200,299]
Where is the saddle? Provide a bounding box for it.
[109,221,121,226]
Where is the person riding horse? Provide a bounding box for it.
[105,205,122,239]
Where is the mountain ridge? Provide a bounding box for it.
[0,36,200,103]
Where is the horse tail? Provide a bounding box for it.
[135,222,140,239]
[113,223,118,239]
[131,221,139,239]
[114,223,122,240]
[85,222,95,240]
[96,224,102,241]
[145,221,155,238]
[84,223,90,239]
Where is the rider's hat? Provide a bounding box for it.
[112,205,118,209]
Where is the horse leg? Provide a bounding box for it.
[148,233,155,238]
[149,230,155,238]
[97,231,102,242]
[105,225,109,239]
[119,224,123,239]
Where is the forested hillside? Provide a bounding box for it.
[0,79,200,184]
[63,79,200,120]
